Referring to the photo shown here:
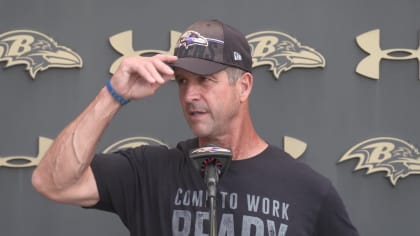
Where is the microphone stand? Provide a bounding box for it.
[204,164,219,236]
[189,145,232,236]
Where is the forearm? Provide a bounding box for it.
[32,86,121,201]
[32,55,176,204]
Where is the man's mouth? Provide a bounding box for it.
[190,110,207,116]
[186,103,208,119]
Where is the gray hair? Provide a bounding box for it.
[225,67,247,85]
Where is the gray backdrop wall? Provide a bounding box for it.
[1,0,420,235]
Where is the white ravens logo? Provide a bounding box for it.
[0,30,82,79]
[177,30,209,49]
[339,137,420,186]
[247,31,325,79]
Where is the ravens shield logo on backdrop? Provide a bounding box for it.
[0,30,82,79]
[339,137,420,186]
[247,31,325,79]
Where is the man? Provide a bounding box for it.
[32,19,359,235]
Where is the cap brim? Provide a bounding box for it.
[170,58,227,76]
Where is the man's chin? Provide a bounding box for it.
[190,126,211,138]
[192,130,209,138]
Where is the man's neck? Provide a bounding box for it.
[198,116,268,161]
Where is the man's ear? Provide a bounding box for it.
[238,72,253,102]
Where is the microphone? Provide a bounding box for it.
[189,145,232,181]
[189,145,232,236]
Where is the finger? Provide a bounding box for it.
[154,54,178,63]
[154,60,175,82]
[144,62,166,84]
[128,55,176,84]
[155,54,177,70]
[132,62,157,84]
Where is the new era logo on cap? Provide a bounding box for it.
[171,19,252,76]
[233,51,242,61]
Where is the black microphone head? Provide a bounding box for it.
[189,145,232,179]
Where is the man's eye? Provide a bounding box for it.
[176,78,186,85]
[201,77,215,83]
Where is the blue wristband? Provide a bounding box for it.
[106,80,130,105]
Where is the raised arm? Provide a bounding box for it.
[31,54,177,206]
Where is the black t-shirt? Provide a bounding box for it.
[90,138,359,236]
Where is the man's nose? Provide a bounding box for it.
[183,83,201,102]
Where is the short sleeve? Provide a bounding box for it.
[88,148,145,227]
[313,183,359,236]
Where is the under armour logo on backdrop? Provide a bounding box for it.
[356,29,420,80]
